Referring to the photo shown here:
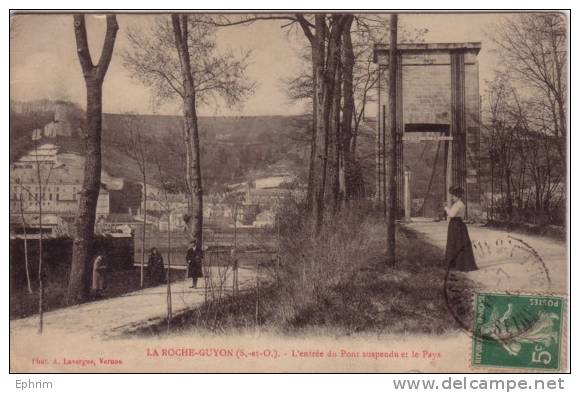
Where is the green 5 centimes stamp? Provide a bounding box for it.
[472,293,565,370]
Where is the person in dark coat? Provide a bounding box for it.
[444,186,478,272]
[147,247,166,286]
[186,240,203,288]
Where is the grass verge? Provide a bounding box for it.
[10,267,184,320]
[129,202,460,337]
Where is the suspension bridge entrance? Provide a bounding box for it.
[373,43,482,220]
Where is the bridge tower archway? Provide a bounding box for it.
[373,43,482,220]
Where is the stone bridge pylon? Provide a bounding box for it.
[373,43,482,219]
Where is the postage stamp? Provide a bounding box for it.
[471,293,565,371]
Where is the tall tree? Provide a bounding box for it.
[285,15,426,204]
[341,17,355,200]
[385,14,398,266]
[68,14,118,304]
[16,194,32,295]
[326,16,345,211]
[480,73,563,221]
[295,15,353,214]
[117,115,150,288]
[295,15,322,212]
[204,14,389,222]
[172,14,204,246]
[123,15,254,246]
[153,154,174,330]
[294,14,352,230]
[11,143,55,331]
[493,13,567,164]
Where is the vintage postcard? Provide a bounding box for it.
[9,10,569,373]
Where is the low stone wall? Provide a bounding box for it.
[9,234,134,290]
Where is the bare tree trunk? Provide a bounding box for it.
[70,77,103,303]
[38,214,44,332]
[166,211,172,332]
[232,207,238,298]
[504,168,513,216]
[295,15,320,213]
[558,103,566,163]
[313,15,350,229]
[68,14,118,304]
[296,14,351,227]
[31,145,54,332]
[382,103,387,217]
[341,18,355,200]
[255,258,260,329]
[490,163,495,220]
[328,40,343,210]
[306,54,318,212]
[376,74,382,205]
[385,14,398,266]
[120,118,148,288]
[311,15,328,232]
[172,15,203,248]
[551,19,567,166]
[141,181,147,287]
[37,162,44,333]
[18,195,33,294]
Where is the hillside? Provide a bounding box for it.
[10,100,311,193]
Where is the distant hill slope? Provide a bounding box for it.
[10,100,311,193]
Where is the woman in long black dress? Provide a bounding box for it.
[147,247,166,286]
[444,186,478,272]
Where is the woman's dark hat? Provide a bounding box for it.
[449,186,464,198]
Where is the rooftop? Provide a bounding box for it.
[373,42,482,63]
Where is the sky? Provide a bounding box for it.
[9,12,514,117]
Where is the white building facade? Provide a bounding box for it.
[10,143,117,227]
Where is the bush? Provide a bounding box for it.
[129,200,458,337]
[271,201,382,327]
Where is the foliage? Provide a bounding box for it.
[474,13,568,225]
[123,15,255,110]
[480,73,564,225]
[491,13,566,163]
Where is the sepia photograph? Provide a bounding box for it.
[8,10,569,373]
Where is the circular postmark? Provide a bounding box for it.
[444,234,552,341]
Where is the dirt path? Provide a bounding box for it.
[404,219,567,295]
[10,266,256,339]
